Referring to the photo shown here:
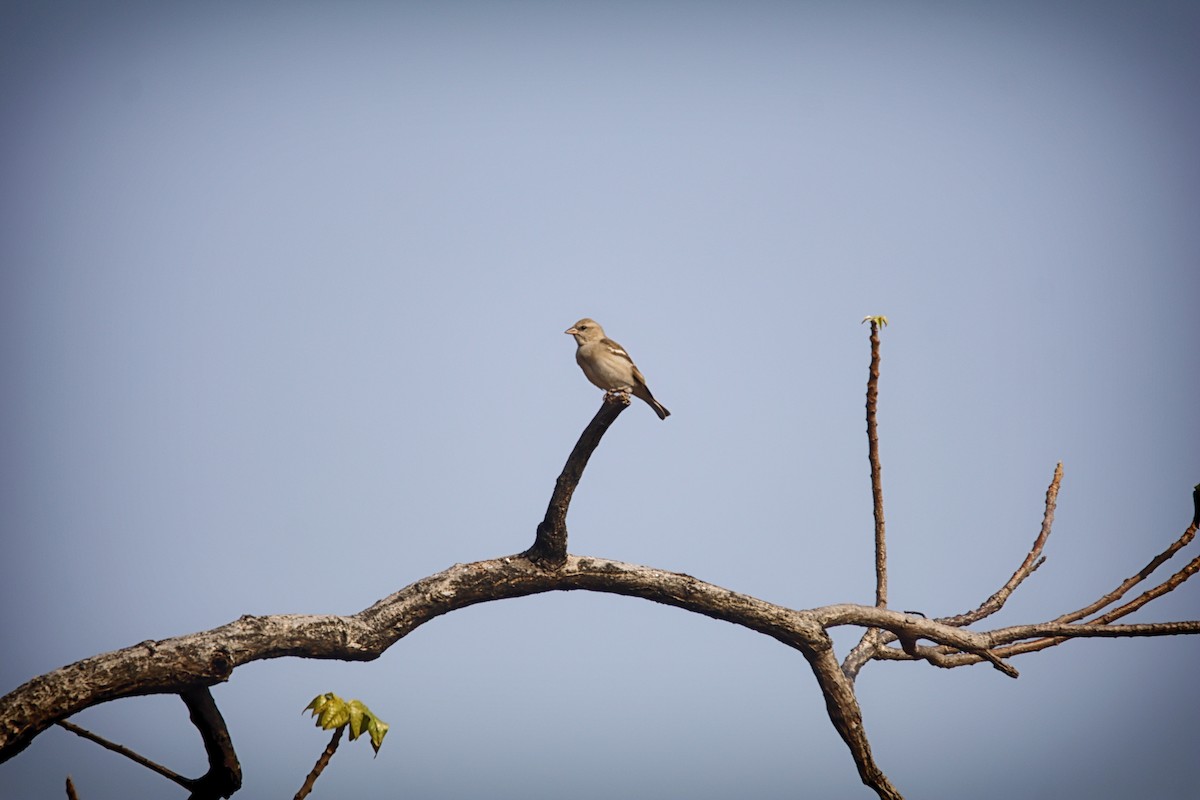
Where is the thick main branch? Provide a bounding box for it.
[4,556,828,760]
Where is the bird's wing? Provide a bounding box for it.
[600,338,635,364]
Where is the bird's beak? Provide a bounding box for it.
[564,327,578,335]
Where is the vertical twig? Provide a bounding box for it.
[294,727,344,800]
[865,317,887,609]
[842,317,892,680]
[65,776,80,800]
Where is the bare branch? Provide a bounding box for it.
[1055,512,1198,625]
[65,776,79,800]
[55,688,241,800]
[525,395,628,567]
[0,556,824,761]
[844,319,890,679]
[57,720,191,789]
[914,492,1200,667]
[866,319,887,610]
[181,687,242,800]
[938,462,1063,628]
[3,368,1195,800]
[801,635,903,800]
[843,462,1061,680]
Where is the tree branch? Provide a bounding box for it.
[801,637,903,800]
[294,727,342,800]
[845,317,890,677]
[181,686,241,800]
[54,687,240,800]
[843,463,1063,680]
[525,395,628,567]
[938,462,1062,628]
[3,360,1197,800]
[57,719,191,789]
[866,319,887,610]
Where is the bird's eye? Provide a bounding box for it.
[579,325,588,330]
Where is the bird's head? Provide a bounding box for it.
[565,318,605,344]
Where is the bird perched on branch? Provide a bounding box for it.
[564,318,670,420]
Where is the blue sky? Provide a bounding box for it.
[2,2,1198,798]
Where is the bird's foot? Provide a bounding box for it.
[603,389,632,406]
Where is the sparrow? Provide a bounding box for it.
[564,318,670,420]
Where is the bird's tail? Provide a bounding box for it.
[634,385,670,420]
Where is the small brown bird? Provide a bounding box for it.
[564,318,670,420]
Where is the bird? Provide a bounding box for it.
[564,318,670,420]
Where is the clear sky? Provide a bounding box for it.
[2,2,1198,798]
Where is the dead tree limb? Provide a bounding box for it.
[2,347,1197,800]
[526,394,629,567]
[54,687,240,800]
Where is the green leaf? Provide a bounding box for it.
[301,692,388,755]
[348,700,367,741]
[303,693,337,719]
[367,715,390,756]
[317,700,350,731]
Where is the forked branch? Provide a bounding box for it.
[54,687,240,800]
[2,327,1196,800]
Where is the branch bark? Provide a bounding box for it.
[54,688,240,799]
[5,551,1197,797]
[865,319,887,611]
[181,686,242,800]
[525,395,628,567]
[294,727,342,800]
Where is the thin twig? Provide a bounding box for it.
[844,462,1062,679]
[981,552,1200,660]
[65,776,79,800]
[294,727,344,800]
[938,463,1063,627]
[843,318,889,679]
[1055,517,1197,625]
[923,506,1200,664]
[57,720,191,789]
[866,320,887,610]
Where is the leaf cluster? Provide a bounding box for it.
[303,693,389,756]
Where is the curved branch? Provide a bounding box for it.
[0,556,794,761]
[525,395,628,567]
[181,686,242,800]
[3,554,1197,796]
[843,464,1063,680]
[802,639,903,800]
[53,688,239,799]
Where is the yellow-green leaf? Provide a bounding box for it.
[303,693,338,719]
[348,700,367,740]
[317,700,350,731]
[301,692,388,754]
[367,715,389,755]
